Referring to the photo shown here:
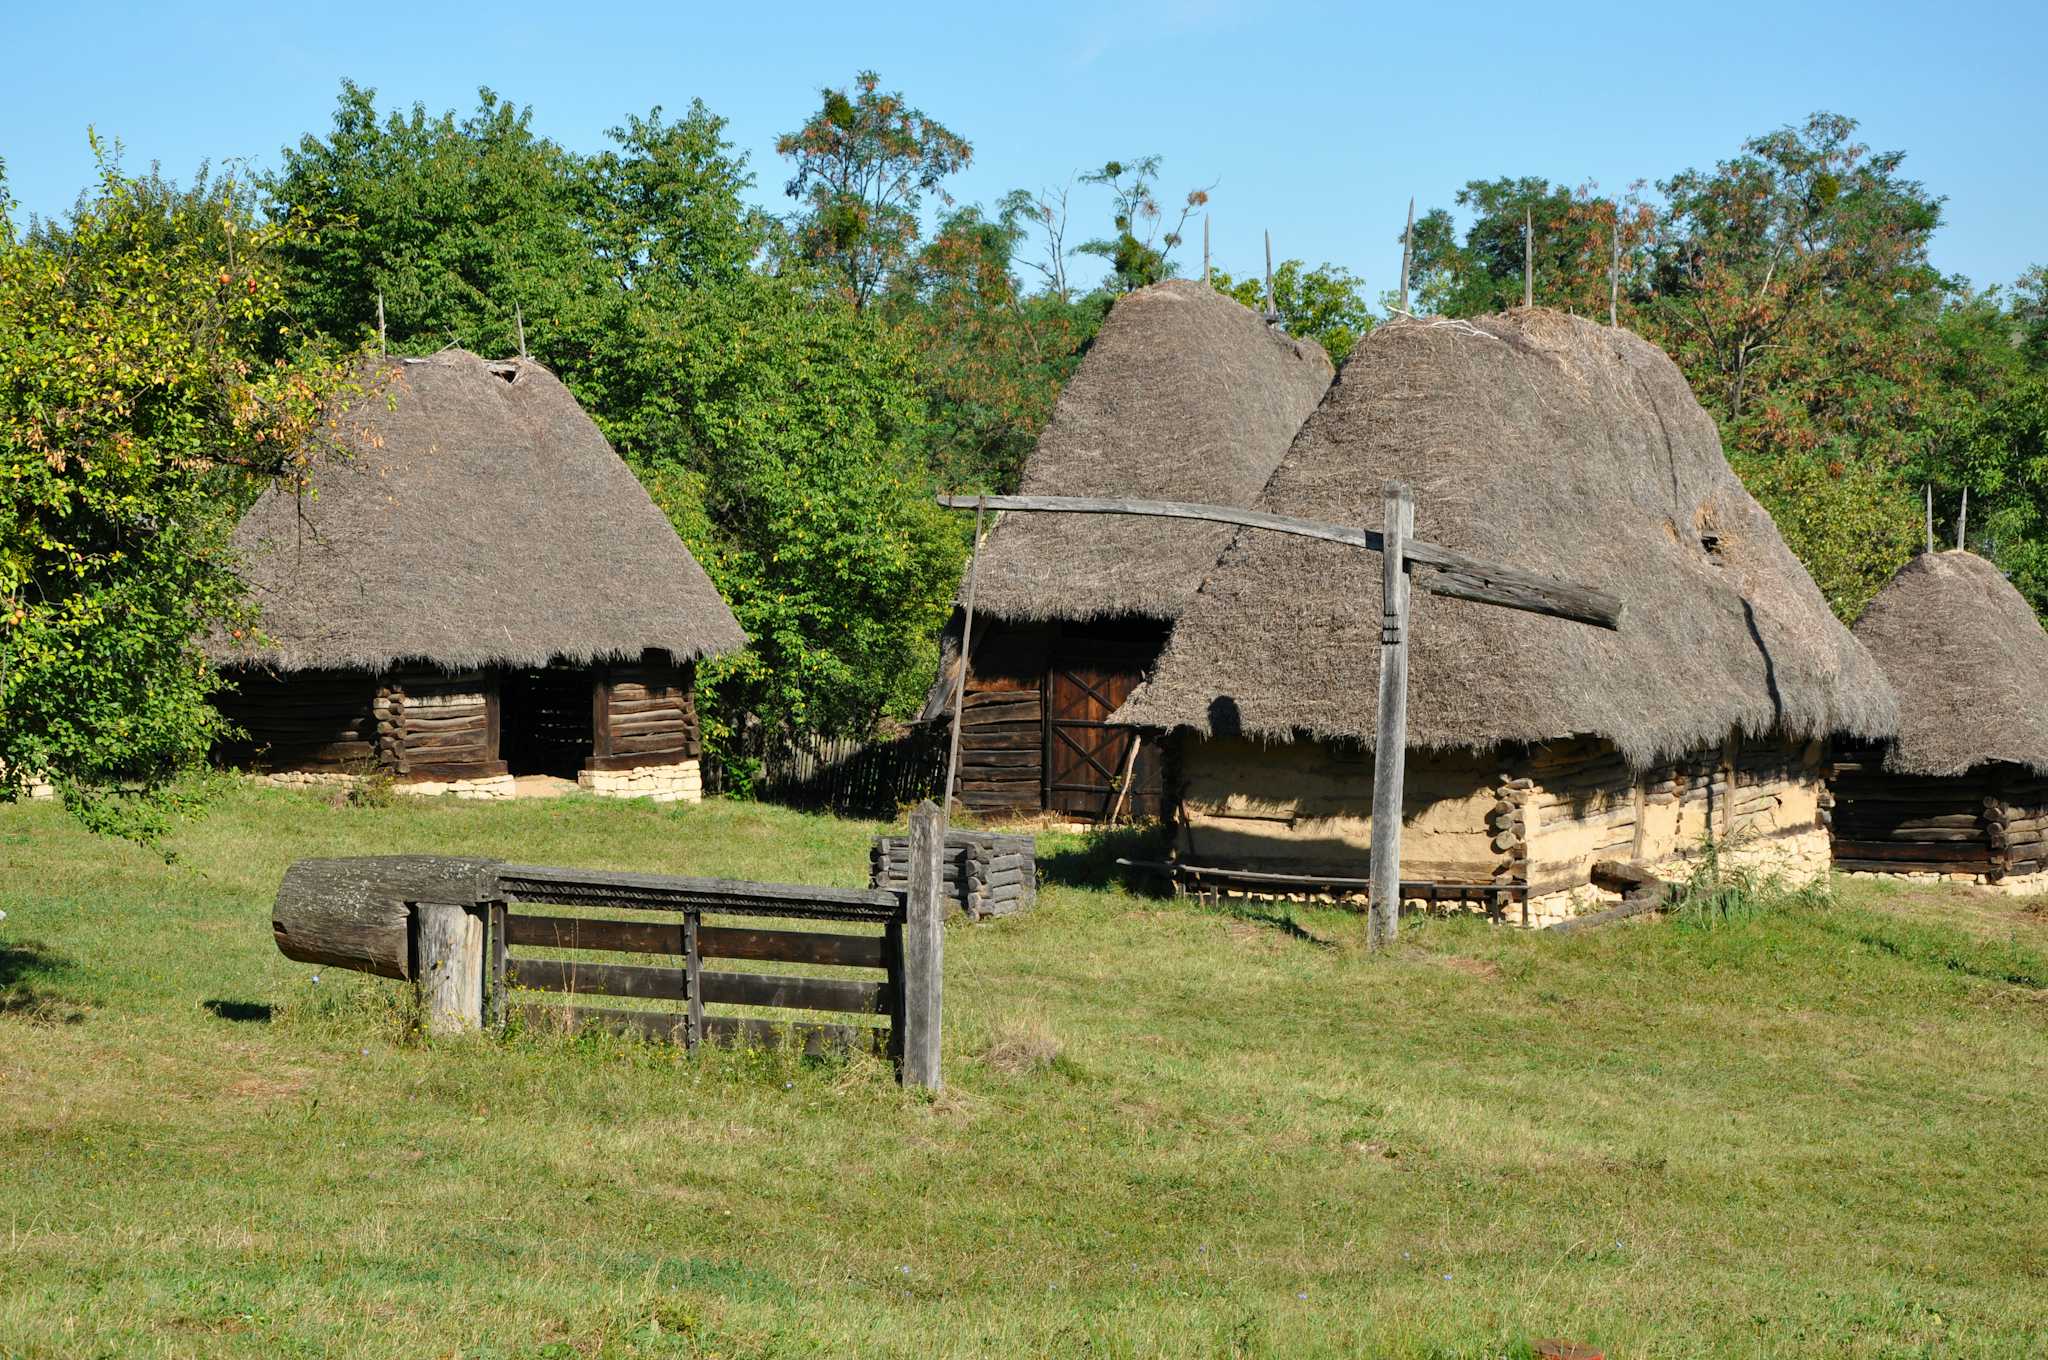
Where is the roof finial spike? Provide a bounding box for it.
[1957,488,1968,552]
[1263,229,1275,323]
[515,302,527,359]
[1399,196,1415,317]
[376,292,387,355]
[1522,207,1534,309]
[1609,203,1622,327]
[1925,484,1934,555]
[1203,214,1211,287]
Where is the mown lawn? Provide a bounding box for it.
[2,784,2045,1359]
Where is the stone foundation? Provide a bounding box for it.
[1838,866,2048,895]
[577,759,702,803]
[250,770,360,793]
[401,773,516,800]
[1527,827,1834,925]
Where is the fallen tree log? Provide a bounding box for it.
[272,855,503,979]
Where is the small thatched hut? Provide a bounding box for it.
[1117,309,1897,921]
[216,351,745,800]
[1828,550,2048,886]
[922,280,1333,818]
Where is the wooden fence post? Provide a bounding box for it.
[902,800,945,1090]
[416,902,484,1036]
[488,900,507,1032]
[1369,485,1415,951]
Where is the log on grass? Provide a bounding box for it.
[272,855,502,979]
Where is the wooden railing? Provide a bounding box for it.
[271,803,950,1088]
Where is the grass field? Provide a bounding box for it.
[2,784,2046,1359]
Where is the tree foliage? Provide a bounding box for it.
[1211,259,1373,364]
[1074,157,1208,293]
[776,71,971,309]
[0,147,348,836]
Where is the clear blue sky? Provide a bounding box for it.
[5,0,2042,300]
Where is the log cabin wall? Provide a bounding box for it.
[951,619,1169,820]
[216,668,378,772]
[1828,748,2048,882]
[386,667,504,780]
[577,652,703,802]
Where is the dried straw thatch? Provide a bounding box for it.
[224,351,745,673]
[1119,309,1897,767]
[1851,550,2048,777]
[968,279,1333,624]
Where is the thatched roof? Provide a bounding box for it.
[1118,309,1897,768]
[223,351,745,674]
[968,279,1333,624]
[1851,551,2048,777]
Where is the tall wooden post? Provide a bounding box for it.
[416,902,483,1035]
[376,292,387,354]
[1522,208,1534,309]
[1399,197,1415,315]
[1203,214,1211,286]
[941,497,987,818]
[1609,210,1622,327]
[1263,229,1275,319]
[902,800,945,1091]
[515,302,527,358]
[1369,485,1415,950]
[1925,484,1934,555]
[1958,488,1969,550]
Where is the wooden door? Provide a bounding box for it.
[1046,661,1147,818]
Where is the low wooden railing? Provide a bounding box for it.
[272,803,950,1088]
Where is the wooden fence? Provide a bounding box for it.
[272,803,950,1088]
[711,722,948,818]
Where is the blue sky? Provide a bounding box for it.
[5,0,2043,300]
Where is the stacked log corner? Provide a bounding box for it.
[1828,750,2048,882]
[871,830,1037,919]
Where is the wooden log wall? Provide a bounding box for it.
[216,668,378,771]
[389,667,502,778]
[1828,751,2048,878]
[590,654,701,771]
[870,830,1037,919]
[951,622,1052,815]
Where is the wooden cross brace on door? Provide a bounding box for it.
[938,488,1624,949]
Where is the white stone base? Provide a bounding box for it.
[400,773,516,800]
[578,759,703,803]
[1837,866,2048,895]
[250,770,359,793]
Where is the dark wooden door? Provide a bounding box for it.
[1046,661,1150,818]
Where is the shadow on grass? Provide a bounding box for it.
[0,942,88,1023]
[1037,824,1176,895]
[1201,897,1339,949]
[203,999,274,1023]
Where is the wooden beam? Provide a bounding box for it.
[937,494,1622,630]
[1369,485,1413,950]
[942,497,987,818]
[902,800,944,1092]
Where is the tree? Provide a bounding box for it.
[1399,178,1655,320]
[881,204,1101,492]
[1211,259,1373,364]
[0,146,349,837]
[1074,157,1209,293]
[776,71,972,309]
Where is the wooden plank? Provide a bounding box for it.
[592,667,612,759]
[960,730,1041,752]
[938,494,1623,631]
[699,925,887,968]
[497,864,901,922]
[701,970,887,1014]
[509,956,684,1001]
[683,910,705,1048]
[1830,840,1995,864]
[506,913,683,955]
[507,957,887,1014]
[1369,485,1413,950]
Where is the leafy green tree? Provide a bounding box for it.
[880,204,1102,492]
[1211,259,1373,364]
[776,71,972,309]
[1074,157,1209,293]
[0,147,348,836]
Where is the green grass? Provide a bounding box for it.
[3,785,2046,1358]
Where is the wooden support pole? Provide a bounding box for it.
[902,800,945,1091]
[1958,488,1969,551]
[1522,207,1534,309]
[1203,214,1211,286]
[415,901,483,1036]
[941,498,987,818]
[488,899,507,1032]
[1926,484,1934,555]
[683,909,704,1049]
[515,302,527,358]
[376,292,387,354]
[1369,484,1415,950]
[1399,196,1415,316]
[1609,208,1622,327]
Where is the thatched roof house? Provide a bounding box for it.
[1828,550,2048,884]
[927,280,1333,818]
[1118,308,1896,919]
[217,351,744,801]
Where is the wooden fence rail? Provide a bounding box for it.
[270,802,949,1088]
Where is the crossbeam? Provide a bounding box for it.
[936,494,1621,630]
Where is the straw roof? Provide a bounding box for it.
[1850,550,2048,777]
[1119,309,1897,768]
[967,279,1333,624]
[224,351,745,673]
